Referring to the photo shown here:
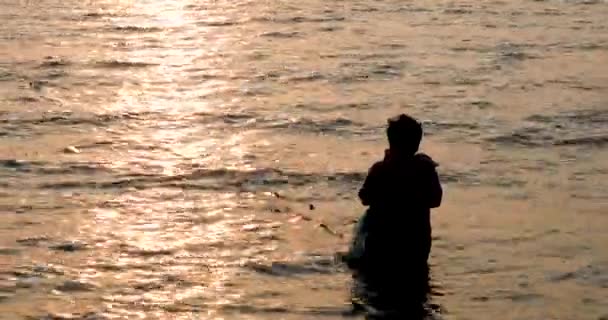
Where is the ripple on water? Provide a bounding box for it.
[486,108,608,147]
[48,241,88,252]
[260,31,302,38]
[55,280,98,292]
[0,111,163,138]
[2,155,487,196]
[0,248,20,255]
[260,116,375,135]
[2,110,377,137]
[334,61,406,82]
[33,167,362,192]
[27,312,107,320]
[38,57,71,68]
[252,15,345,24]
[16,236,52,247]
[422,120,487,135]
[244,257,340,277]
[92,59,159,69]
[6,161,109,175]
[195,19,241,27]
[111,25,164,33]
[82,11,123,19]
[121,247,175,257]
[548,263,608,288]
[0,68,14,82]
[291,101,375,112]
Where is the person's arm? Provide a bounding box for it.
[427,166,442,208]
[358,162,382,206]
[415,154,442,209]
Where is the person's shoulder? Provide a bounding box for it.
[368,160,385,174]
[414,153,439,168]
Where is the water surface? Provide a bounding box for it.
[1,0,607,319]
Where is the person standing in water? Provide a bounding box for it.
[345,114,443,277]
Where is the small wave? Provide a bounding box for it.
[351,5,380,13]
[319,25,342,32]
[0,111,161,129]
[10,265,64,279]
[0,69,14,82]
[121,247,175,257]
[260,31,301,38]
[526,109,608,126]
[548,263,608,288]
[491,42,541,65]
[49,241,88,252]
[0,114,108,126]
[45,69,68,79]
[0,292,12,303]
[9,96,40,103]
[56,280,97,292]
[31,163,483,192]
[0,247,20,255]
[0,203,60,214]
[94,59,159,69]
[39,57,71,68]
[16,236,52,247]
[395,5,434,13]
[292,102,374,112]
[289,15,345,23]
[0,159,45,169]
[319,52,401,60]
[533,8,565,16]
[39,162,110,175]
[252,70,283,80]
[564,42,608,51]
[470,100,495,109]
[83,11,124,19]
[193,112,377,136]
[556,135,608,147]
[371,65,402,76]
[219,305,286,315]
[450,76,488,86]
[439,169,481,186]
[500,51,539,61]
[488,108,608,147]
[131,280,164,291]
[422,120,485,135]
[219,304,349,317]
[196,20,240,27]
[333,61,406,82]
[260,117,375,136]
[83,12,105,18]
[28,312,106,320]
[112,25,163,33]
[443,8,474,14]
[282,71,325,82]
[252,15,345,24]
[489,132,608,147]
[36,167,364,191]
[244,259,339,277]
[486,130,555,147]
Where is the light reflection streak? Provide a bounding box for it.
[76,0,256,317]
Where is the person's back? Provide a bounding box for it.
[347,114,442,276]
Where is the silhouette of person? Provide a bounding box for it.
[343,114,443,318]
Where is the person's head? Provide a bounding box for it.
[386,114,423,155]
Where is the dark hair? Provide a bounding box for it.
[386,114,423,154]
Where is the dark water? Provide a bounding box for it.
[1,0,607,319]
